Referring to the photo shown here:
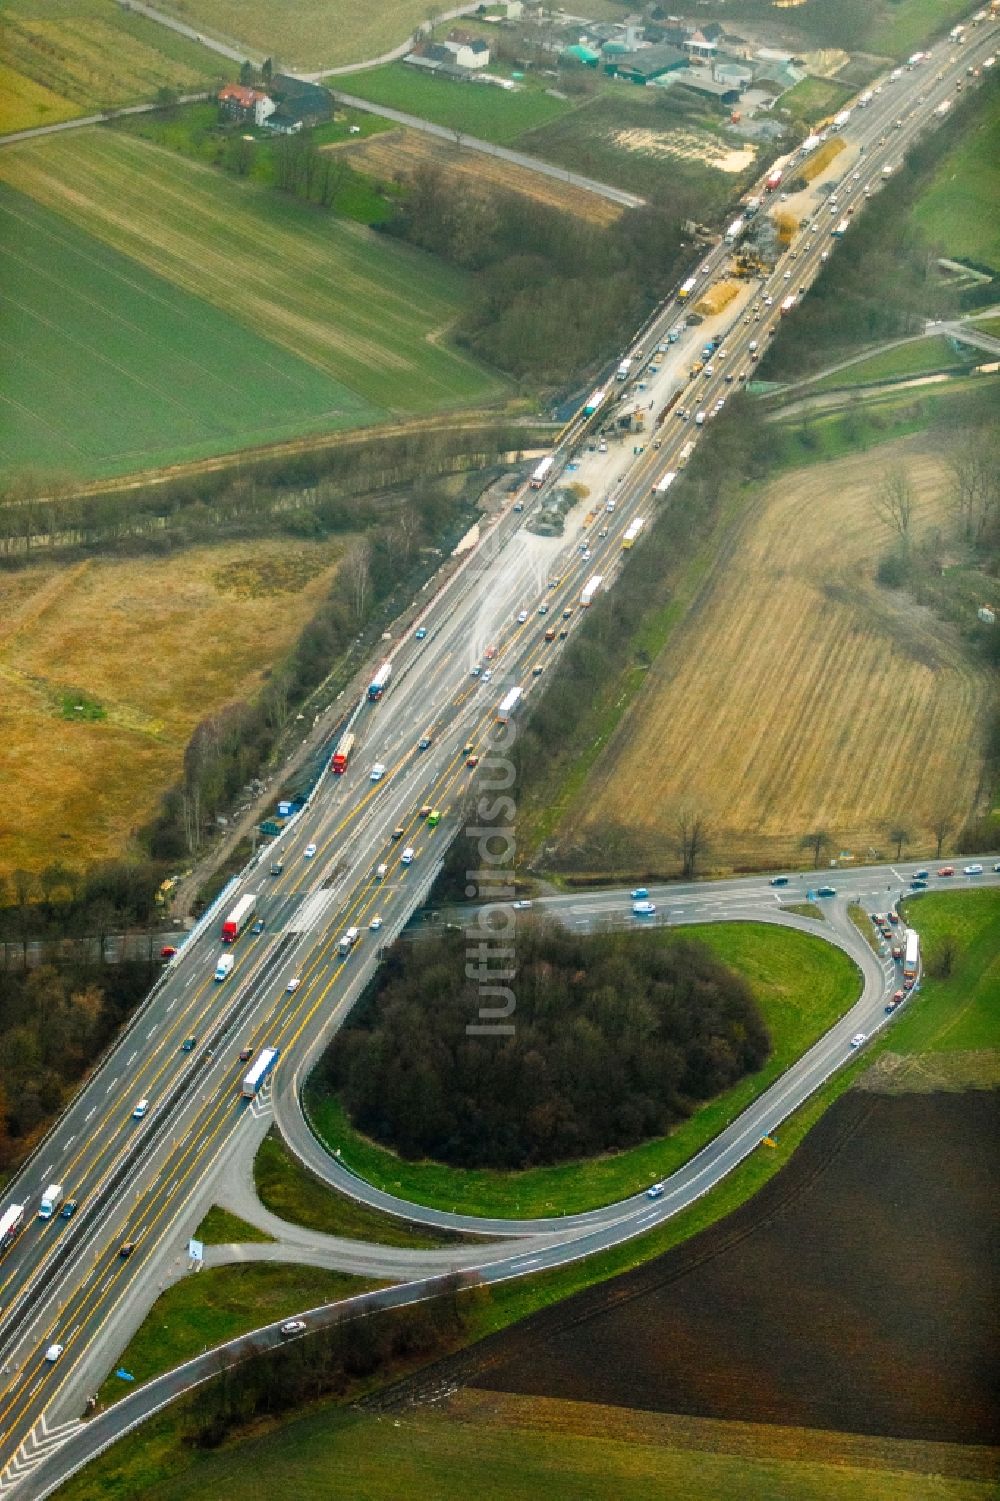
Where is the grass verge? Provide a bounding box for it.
[254,1132,469,1248]
[783,902,825,921]
[305,922,860,1218]
[804,335,978,391]
[194,1206,274,1245]
[339,65,573,144]
[848,902,880,953]
[96,1263,381,1408]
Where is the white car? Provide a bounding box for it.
[582,548,592,561]
[512,899,532,910]
[517,610,528,624]
[132,1099,149,1120]
[646,1182,665,1199]
[470,664,482,678]
[286,975,301,992]
[369,764,385,782]
[369,916,383,931]
[304,843,317,858]
[401,847,415,866]
[280,1320,306,1337]
[633,900,656,916]
[44,1343,64,1363]
[850,1032,866,1049]
[963,863,984,876]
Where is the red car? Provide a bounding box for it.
[891,945,902,960]
[887,911,899,925]
[160,945,177,959]
[937,866,955,877]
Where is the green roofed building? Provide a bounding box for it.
[608,43,687,84]
[563,43,600,67]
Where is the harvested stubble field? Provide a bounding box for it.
[562,440,990,871]
[472,1089,999,1446]
[0,130,504,436]
[336,128,624,227]
[154,0,456,71]
[0,540,348,874]
[0,0,221,133]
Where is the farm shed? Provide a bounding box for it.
[671,69,742,104]
[563,43,600,67]
[609,43,687,84]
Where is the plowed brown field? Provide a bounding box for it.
[564,439,990,871]
[336,128,624,227]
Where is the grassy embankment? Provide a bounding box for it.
[329,64,574,145]
[803,335,980,391]
[911,75,1000,273]
[57,889,998,1501]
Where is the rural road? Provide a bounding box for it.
[0,94,210,148]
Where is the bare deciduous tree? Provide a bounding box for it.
[872,465,914,541]
[674,805,711,881]
[928,809,956,859]
[888,824,910,860]
[799,830,832,868]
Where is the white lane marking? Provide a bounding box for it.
[127,1051,137,1065]
[105,1080,116,1093]
[40,1165,52,1178]
[84,1108,95,1122]
[64,1136,74,1148]
[147,1026,158,1037]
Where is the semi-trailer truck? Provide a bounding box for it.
[780,294,797,315]
[580,574,603,607]
[529,455,554,488]
[903,929,920,980]
[0,1204,25,1256]
[653,472,677,495]
[497,686,523,724]
[368,662,392,701]
[678,275,697,300]
[622,518,645,549]
[724,216,745,244]
[331,731,355,774]
[221,893,257,944]
[242,1048,279,1099]
[582,388,605,417]
[678,439,695,467]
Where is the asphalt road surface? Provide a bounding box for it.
[3,21,998,1496]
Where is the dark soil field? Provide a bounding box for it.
[465,1090,999,1446]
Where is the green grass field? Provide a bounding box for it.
[912,90,1000,273]
[337,65,574,145]
[806,335,978,390]
[894,887,1000,1053]
[0,131,504,478]
[306,922,860,1218]
[865,0,982,57]
[0,183,378,480]
[781,77,853,128]
[63,1396,997,1501]
[972,315,1000,337]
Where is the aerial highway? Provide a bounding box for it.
[0,17,996,1494]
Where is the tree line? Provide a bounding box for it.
[180,1280,475,1449]
[324,920,770,1169]
[0,422,527,563]
[383,168,690,385]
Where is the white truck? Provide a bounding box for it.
[580,574,603,608]
[38,1185,63,1220]
[616,357,633,381]
[724,215,744,244]
[338,927,360,957]
[215,953,234,982]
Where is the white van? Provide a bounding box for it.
[375,862,388,881]
[369,763,385,782]
[401,847,415,866]
[132,1099,149,1120]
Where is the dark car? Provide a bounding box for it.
[60,1199,78,1219]
[251,919,265,935]
[913,869,929,880]
[181,1037,197,1053]
[816,885,837,897]
[119,1240,136,1259]
[769,876,789,887]
[239,1046,252,1062]
[390,826,405,840]
[418,736,432,751]
[910,879,928,889]
[466,755,480,769]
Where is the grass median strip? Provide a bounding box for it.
[254,1132,476,1248]
[305,923,860,1218]
[195,1206,274,1246]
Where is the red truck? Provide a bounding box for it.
[331,731,355,775]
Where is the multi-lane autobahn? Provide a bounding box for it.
[0,14,996,1492]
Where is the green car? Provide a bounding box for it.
[427,810,441,828]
